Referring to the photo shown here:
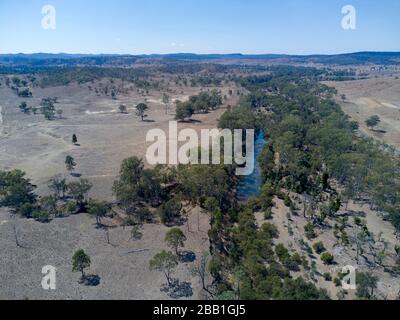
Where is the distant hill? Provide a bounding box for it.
[1,51,399,67]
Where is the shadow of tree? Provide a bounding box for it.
[179,251,196,263]
[79,274,101,286]
[161,278,193,299]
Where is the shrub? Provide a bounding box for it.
[304,223,317,240]
[32,211,51,223]
[313,241,326,255]
[264,208,273,220]
[320,252,334,265]
[323,273,332,281]
[334,277,342,287]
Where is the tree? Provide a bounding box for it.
[165,228,186,255]
[39,195,58,217]
[113,157,163,209]
[175,101,194,122]
[65,155,76,174]
[365,115,380,130]
[88,199,109,227]
[72,249,91,279]
[48,175,67,199]
[356,272,378,299]
[190,252,213,297]
[119,104,127,114]
[40,97,56,120]
[135,103,148,121]
[158,198,182,225]
[149,250,178,286]
[0,169,37,216]
[162,93,170,114]
[67,178,92,208]
[19,101,30,114]
[72,134,78,145]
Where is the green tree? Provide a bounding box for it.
[356,272,378,299]
[88,199,109,227]
[149,250,179,286]
[113,157,163,209]
[39,195,58,217]
[48,175,67,199]
[19,101,30,114]
[40,97,56,120]
[175,101,194,122]
[72,249,91,279]
[0,169,37,216]
[67,179,92,208]
[165,228,186,255]
[135,103,148,121]
[65,155,76,174]
[119,104,127,114]
[158,198,182,225]
[72,134,78,145]
[365,115,380,130]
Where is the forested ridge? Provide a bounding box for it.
[208,66,400,299]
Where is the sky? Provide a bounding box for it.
[0,0,399,55]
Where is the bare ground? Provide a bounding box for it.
[325,76,400,151]
[0,206,210,300]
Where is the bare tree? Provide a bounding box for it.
[190,253,214,297]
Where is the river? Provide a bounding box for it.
[237,130,267,201]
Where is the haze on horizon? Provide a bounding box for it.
[1,0,399,55]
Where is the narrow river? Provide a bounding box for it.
[237,130,267,201]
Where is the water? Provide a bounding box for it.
[237,130,267,200]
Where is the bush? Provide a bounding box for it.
[304,223,317,240]
[32,211,51,223]
[20,203,34,218]
[312,241,326,255]
[299,239,313,256]
[136,207,153,223]
[334,277,342,287]
[63,201,78,215]
[283,195,292,208]
[323,273,332,281]
[264,208,273,220]
[320,252,334,265]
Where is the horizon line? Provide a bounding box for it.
[1,50,400,57]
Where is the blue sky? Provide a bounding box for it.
[0,0,399,54]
